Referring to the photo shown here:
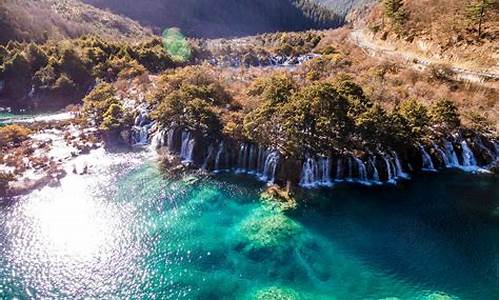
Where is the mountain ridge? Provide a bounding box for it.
[82,0,344,38]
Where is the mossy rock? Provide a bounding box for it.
[260,185,297,212]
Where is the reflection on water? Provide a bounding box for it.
[0,151,498,299]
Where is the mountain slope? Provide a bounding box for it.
[0,0,152,44]
[312,0,370,16]
[83,0,343,38]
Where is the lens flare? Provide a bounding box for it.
[162,28,191,62]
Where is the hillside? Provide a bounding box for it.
[357,0,499,73]
[82,0,343,38]
[313,0,371,16]
[0,0,153,44]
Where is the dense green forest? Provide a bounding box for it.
[0,36,177,110]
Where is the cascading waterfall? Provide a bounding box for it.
[213,141,225,172]
[131,124,153,145]
[299,157,318,188]
[318,157,333,186]
[299,156,333,188]
[346,157,353,182]
[259,151,279,184]
[202,145,214,170]
[236,144,248,173]
[369,157,380,183]
[443,140,460,167]
[475,137,496,163]
[419,145,436,171]
[150,129,165,151]
[460,140,477,168]
[335,158,343,181]
[391,151,409,179]
[432,143,448,168]
[180,131,195,163]
[353,157,368,183]
[383,155,396,183]
[247,145,257,173]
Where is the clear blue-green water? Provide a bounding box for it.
[0,153,498,299]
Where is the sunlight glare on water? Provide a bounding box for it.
[0,151,497,299]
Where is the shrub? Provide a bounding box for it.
[0,124,31,146]
[100,103,126,131]
[429,99,461,130]
[82,82,119,126]
[397,99,429,139]
[0,171,15,195]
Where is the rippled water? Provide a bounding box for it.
[0,151,497,299]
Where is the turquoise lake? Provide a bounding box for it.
[0,152,497,299]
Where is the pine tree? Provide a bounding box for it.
[466,0,497,39]
[382,0,407,26]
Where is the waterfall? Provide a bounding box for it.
[475,137,496,163]
[299,156,332,188]
[247,145,257,174]
[236,144,248,173]
[383,155,396,183]
[299,157,318,188]
[369,157,380,183]
[432,143,448,168]
[391,151,409,179]
[259,151,279,184]
[335,158,343,181]
[202,145,214,170]
[213,142,225,172]
[165,129,173,152]
[180,131,195,163]
[131,125,149,145]
[346,157,353,182]
[150,129,165,151]
[419,145,436,171]
[318,157,333,186]
[353,157,368,183]
[460,140,477,168]
[443,140,459,167]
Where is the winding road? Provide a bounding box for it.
[349,29,499,82]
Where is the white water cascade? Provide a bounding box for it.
[180,131,195,163]
[299,157,333,188]
[383,155,396,183]
[369,157,380,183]
[419,145,436,171]
[353,157,368,183]
[335,158,343,181]
[392,151,409,179]
[460,140,477,169]
[150,129,165,151]
[213,142,225,172]
[443,140,460,167]
[259,151,280,184]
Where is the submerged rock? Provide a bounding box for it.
[234,206,302,261]
[253,287,300,300]
[260,185,297,212]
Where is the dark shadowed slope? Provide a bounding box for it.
[82,0,344,38]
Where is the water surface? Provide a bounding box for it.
[0,152,497,299]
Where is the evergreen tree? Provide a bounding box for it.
[466,0,498,38]
[382,0,407,26]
